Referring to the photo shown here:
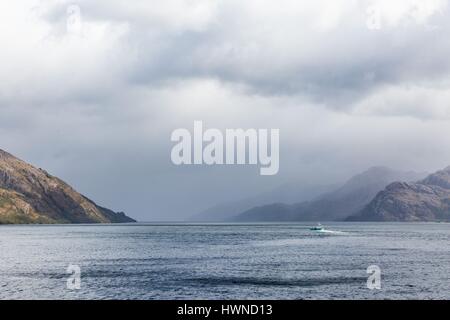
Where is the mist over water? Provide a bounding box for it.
[1,223,449,299]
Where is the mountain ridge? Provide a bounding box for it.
[190,182,337,222]
[349,166,450,221]
[0,149,135,224]
[232,166,427,222]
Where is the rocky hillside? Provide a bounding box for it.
[349,166,450,221]
[0,149,135,224]
[234,167,427,222]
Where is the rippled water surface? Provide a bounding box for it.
[0,222,449,299]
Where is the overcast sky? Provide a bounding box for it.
[2,0,450,220]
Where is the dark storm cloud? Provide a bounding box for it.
[36,0,450,109]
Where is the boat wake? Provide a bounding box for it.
[310,224,347,235]
[312,229,347,235]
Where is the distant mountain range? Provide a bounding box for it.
[229,167,429,222]
[349,166,450,221]
[190,181,337,222]
[3,145,450,223]
[0,149,135,224]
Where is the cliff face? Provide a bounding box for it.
[0,149,135,224]
[349,167,450,222]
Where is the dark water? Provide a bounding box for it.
[0,222,449,299]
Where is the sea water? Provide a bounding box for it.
[0,222,449,299]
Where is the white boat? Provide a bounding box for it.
[310,223,347,235]
[310,223,325,231]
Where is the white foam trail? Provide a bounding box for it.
[313,229,347,235]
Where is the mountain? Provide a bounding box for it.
[0,149,135,224]
[233,167,427,222]
[349,166,450,221]
[190,182,337,222]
